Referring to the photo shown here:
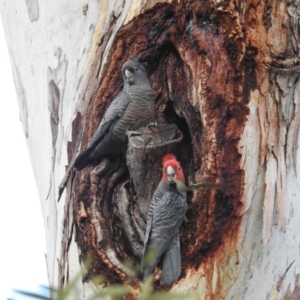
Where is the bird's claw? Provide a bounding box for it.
[126,130,142,137]
[147,122,157,129]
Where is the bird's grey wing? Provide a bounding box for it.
[142,193,157,271]
[143,182,167,255]
[142,207,156,277]
[89,90,130,148]
[143,207,153,255]
[148,191,186,261]
[142,183,166,274]
[74,91,130,170]
[160,232,181,285]
[142,190,185,278]
[74,116,121,170]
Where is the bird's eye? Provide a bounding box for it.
[178,167,181,170]
[135,67,138,71]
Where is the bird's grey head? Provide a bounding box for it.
[122,56,150,87]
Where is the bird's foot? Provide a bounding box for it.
[147,122,157,130]
[126,130,142,137]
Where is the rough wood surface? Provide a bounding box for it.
[2,0,300,299]
[127,123,182,216]
[69,124,183,286]
[61,0,300,298]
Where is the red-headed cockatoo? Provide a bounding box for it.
[142,153,187,285]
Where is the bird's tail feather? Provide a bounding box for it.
[160,238,181,285]
[74,147,94,171]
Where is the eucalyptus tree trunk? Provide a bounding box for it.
[1,0,300,299]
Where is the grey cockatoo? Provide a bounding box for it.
[74,56,155,171]
[142,153,187,285]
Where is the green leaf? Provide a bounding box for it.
[13,289,52,300]
[139,277,153,300]
[90,275,105,286]
[147,291,197,300]
[141,249,156,271]
[39,285,56,293]
[57,268,83,299]
[88,285,130,300]
[174,179,228,192]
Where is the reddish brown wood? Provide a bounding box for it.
[67,0,249,287]
[64,0,275,292]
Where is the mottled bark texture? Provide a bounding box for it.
[60,0,300,298]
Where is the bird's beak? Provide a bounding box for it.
[167,166,176,182]
[125,69,134,84]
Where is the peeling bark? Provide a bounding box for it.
[62,0,300,297]
[65,0,246,292]
[2,0,300,298]
[24,0,39,22]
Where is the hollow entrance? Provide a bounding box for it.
[69,1,247,288]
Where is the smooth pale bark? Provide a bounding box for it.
[0,0,101,294]
[1,0,300,299]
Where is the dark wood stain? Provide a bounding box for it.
[67,0,252,292]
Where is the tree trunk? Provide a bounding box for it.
[2,0,300,299]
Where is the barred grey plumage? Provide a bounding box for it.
[142,154,187,285]
[74,56,155,171]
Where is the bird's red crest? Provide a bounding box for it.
[162,153,177,165]
[162,153,185,183]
